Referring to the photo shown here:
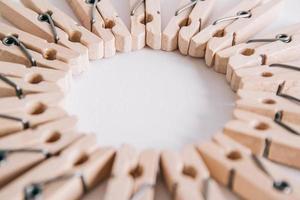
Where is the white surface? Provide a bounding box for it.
[3,0,300,199]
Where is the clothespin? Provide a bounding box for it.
[68,0,132,53]
[7,0,103,61]
[236,89,300,125]
[227,29,300,84]
[0,135,115,200]
[0,116,79,188]
[104,145,159,200]
[189,0,283,67]
[161,145,226,200]
[0,92,65,114]
[224,109,300,169]
[162,0,215,53]
[130,0,161,50]
[232,60,300,92]
[0,62,70,98]
[0,23,74,74]
[198,133,300,200]
[215,23,300,74]
[0,0,89,70]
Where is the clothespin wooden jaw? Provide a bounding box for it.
[204,0,283,68]
[18,0,104,61]
[104,145,159,200]
[198,134,300,200]
[161,145,213,200]
[130,0,162,50]
[0,117,79,188]
[162,0,215,53]
[224,109,300,169]
[188,0,263,58]
[0,135,115,200]
[214,23,300,74]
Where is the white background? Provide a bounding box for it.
[4,0,300,199]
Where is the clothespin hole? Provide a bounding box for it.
[45,132,61,143]
[74,153,89,166]
[262,99,277,105]
[104,20,115,29]
[254,122,270,131]
[261,72,273,78]
[25,73,44,84]
[2,34,19,46]
[273,181,292,194]
[226,151,242,161]
[85,0,98,4]
[69,31,83,43]
[179,18,189,28]
[241,48,255,56]
[140,14,154,25]
[26,102,47,115]
[24,184,43,200]
[213,30,225,38]
[130,165,143,179]
[43,49,57,60]
[182,165,197,179]
[0,150,7,164]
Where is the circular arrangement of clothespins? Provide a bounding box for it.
[0,0,299,199]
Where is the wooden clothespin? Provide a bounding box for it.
[0,62,70,98]
[224,109,300,169]
[189,0,283,67]
[236,89,300,125]
[215,23,300,74]
[162,0,215,53]
[68,0,132,53]
[0,0,89,70]
[198,133,300,200]
[4,0,104,61]
[0,23,74,74]
[227,29,300,84]
[0,135,115,200]
[161,145,226,200]
[0,116,79,188]
[104,144,159,200]
[232,60,300,92]
[130,0,161,50]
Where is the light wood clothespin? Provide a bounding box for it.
[0,116,79,188]
[162,0,215,53]
[215,23,300,74]
[224,109,300,169]
[161,145,226,200]
[0,62,70,98]
[227,30,300,84]
[0,0,89,70]
[104,144,159,200]
[130,0,161,50]
[69,0,132,53]
[198,133,300,200]
[236,89,300,125]
[12,0,103,61]
[232,60,300,92]
[0,135,115,200]
[0,22,84,75]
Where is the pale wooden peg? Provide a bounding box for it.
[0,104,67,137]
[224,109,300,169]
[0,62,70,98]
[0,117,79,188]
[189,0,262,58]
[130,0,146,50]
[198,133,300,200]
[95,0,132,53]
[215,23,300,74]
[0,92,65,114]
[104,145,159,200]
[178,0,215,55]
[145,0,161,50]
[0,23,75,74]
[21,0,104,60]
[161,145,210,200]
[67,0,116,58]
[0,0,89,71]
[227,33,300,83]
[205,0,283,68]
[237,89,300,125]
[0,135,116,200]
